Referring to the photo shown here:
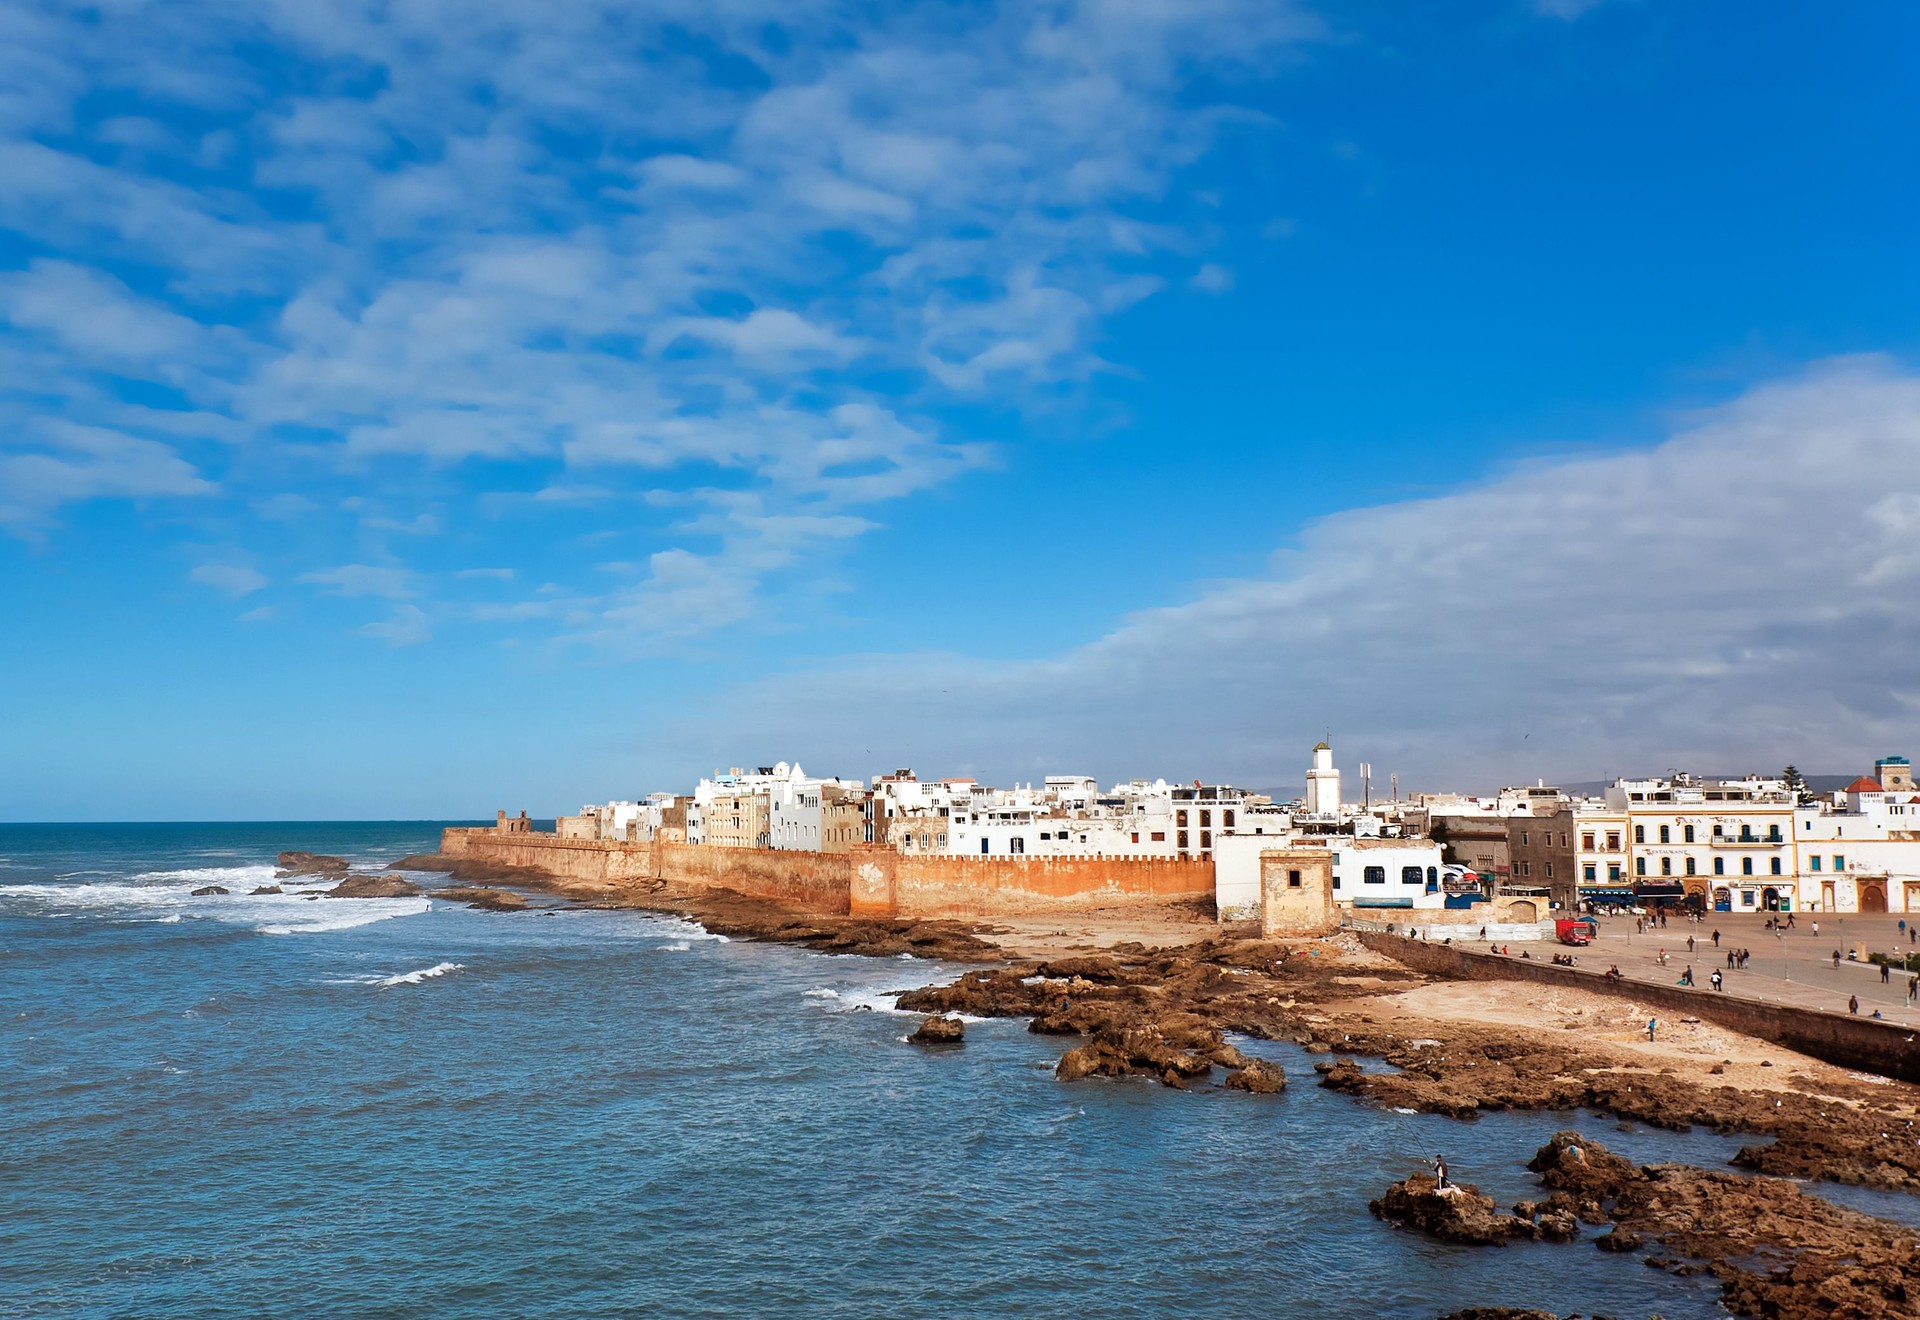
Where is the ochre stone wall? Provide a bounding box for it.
[441,827,1213,920]
[1358,930,1920,1084]
[850,847,1214,919]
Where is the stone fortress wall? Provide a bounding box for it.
[440,827,1214,918]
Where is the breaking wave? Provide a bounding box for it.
[378,962,464,988]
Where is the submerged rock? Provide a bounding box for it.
[276,851,349,878]
[436,885,528,911]
[324,874,424,899]
[190,885,229,896]
[908,1015,965,1045]
[250,884,282,895]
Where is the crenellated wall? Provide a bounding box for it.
[440,827,1213,919]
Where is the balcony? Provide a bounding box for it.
[1709,831,1783,848]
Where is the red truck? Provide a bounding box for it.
[1555,918,1595,946]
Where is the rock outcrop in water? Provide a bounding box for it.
[1369,1175,1557,1245]
[1223,1059,1286,1093]
[276,851,349,878]
[191,885,229,896]
[324,874,424,899]
[908,1015,965,1045]
[436,885,528,911]
[250,884,282,895]
[1386,1132,1920,1319]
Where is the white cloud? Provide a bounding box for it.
[0,0,1313,633]
[0,421,213,531]
[1188,262,1235,294]
[299,564,420,598]
[358,603,431,646]
[190,562,268,597]
[660,359,1920,787]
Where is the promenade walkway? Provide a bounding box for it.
[1528,910,1920,1030]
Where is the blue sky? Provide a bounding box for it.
[3,0,1918,820]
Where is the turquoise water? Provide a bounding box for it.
[0,824,1765,1317]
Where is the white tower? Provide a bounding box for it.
[1304,741,1341,818]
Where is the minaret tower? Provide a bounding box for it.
[1304,740,1341,818]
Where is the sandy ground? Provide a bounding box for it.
[1365,978,1902,1103]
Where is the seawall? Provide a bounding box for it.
[440,828,1215,919]
[1357,930,1920,1085]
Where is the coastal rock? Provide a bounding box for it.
[1436,1311,1564,1320]
[324,874,425,899]
[1223,1060,1287,1093]
[908,1015,965,1045]
[1369,1175,1535,1245]
[436,885,528,911]
[250,884,282,895]
[276,851,349,878]
[191,885,229,896]
[1594,1228,1642,1252]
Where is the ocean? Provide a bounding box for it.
[0,822,1753,1317]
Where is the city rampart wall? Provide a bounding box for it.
[1356,930,1920,1084]
[440,828,1213,920]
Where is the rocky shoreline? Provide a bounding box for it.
[372,849,1920,1318]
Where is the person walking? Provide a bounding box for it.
[1712,929,1721,948]
[1833,950,1843,968]
[1812,920,1819,936]
[1849,994,1859,1014]
[1710,969,1723,992]
[1646,1017,1658,1042]
[1687,934,1696,954]
[1726,949,1735,970]
[1679,966,1694,987]
[1908,975,1917,1005]
[1882,961,1892,985]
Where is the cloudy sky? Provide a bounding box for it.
[2,0,1916,819]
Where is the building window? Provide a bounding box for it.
[1520,831,1530,846]
[1834,854,1844,870]
[1402,866,1423,884]
[1713,857,1725,876]
[1039,832,1050,841]
[1131,832,1140,844]
[1224,809,1236,829]
[1582,834,1595,851]
[1011,837,1024,855]
[1659,825,1670,844]
[1288,869,1302,888]
[1200,809,1212,827]
[1683,824,1695,843]
[1768,827,1782,843]
[1363,866,1386,884]
[1660,857,1672,876]
[1200,830,1212,849]
[1635,858,1646,877]
[1545,863,1554,878]
[1427,866,1438,885]
[1150,831,1166,842]
[1177,810,1188,827]
[1741,857,1753,876]
[1521,862,1530,876]
[1584,864,1596,882]
[1607,833,1621,851]
[1608,864,1621,882]
[1810,856,1821,871]
[1634,825,1645,844]
[980,839,990,855]
[1685,857,1696,876]
[1177,830,1189,849]
[1770,857,1782,875]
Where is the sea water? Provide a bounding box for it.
[0,823,1790,1317]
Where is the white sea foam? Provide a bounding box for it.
[803,988,840,1000]
[0,863,431,936]
[377,961,463,987]
[654,941,691,952]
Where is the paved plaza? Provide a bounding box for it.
[1483,910,1920,1030]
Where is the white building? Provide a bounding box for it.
[1304,741,1341,818]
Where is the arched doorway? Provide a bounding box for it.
[1859,881,1889,914]
[1506,899,1538,922]
[1712,887,1732,912]
[1762,886,1781,911]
